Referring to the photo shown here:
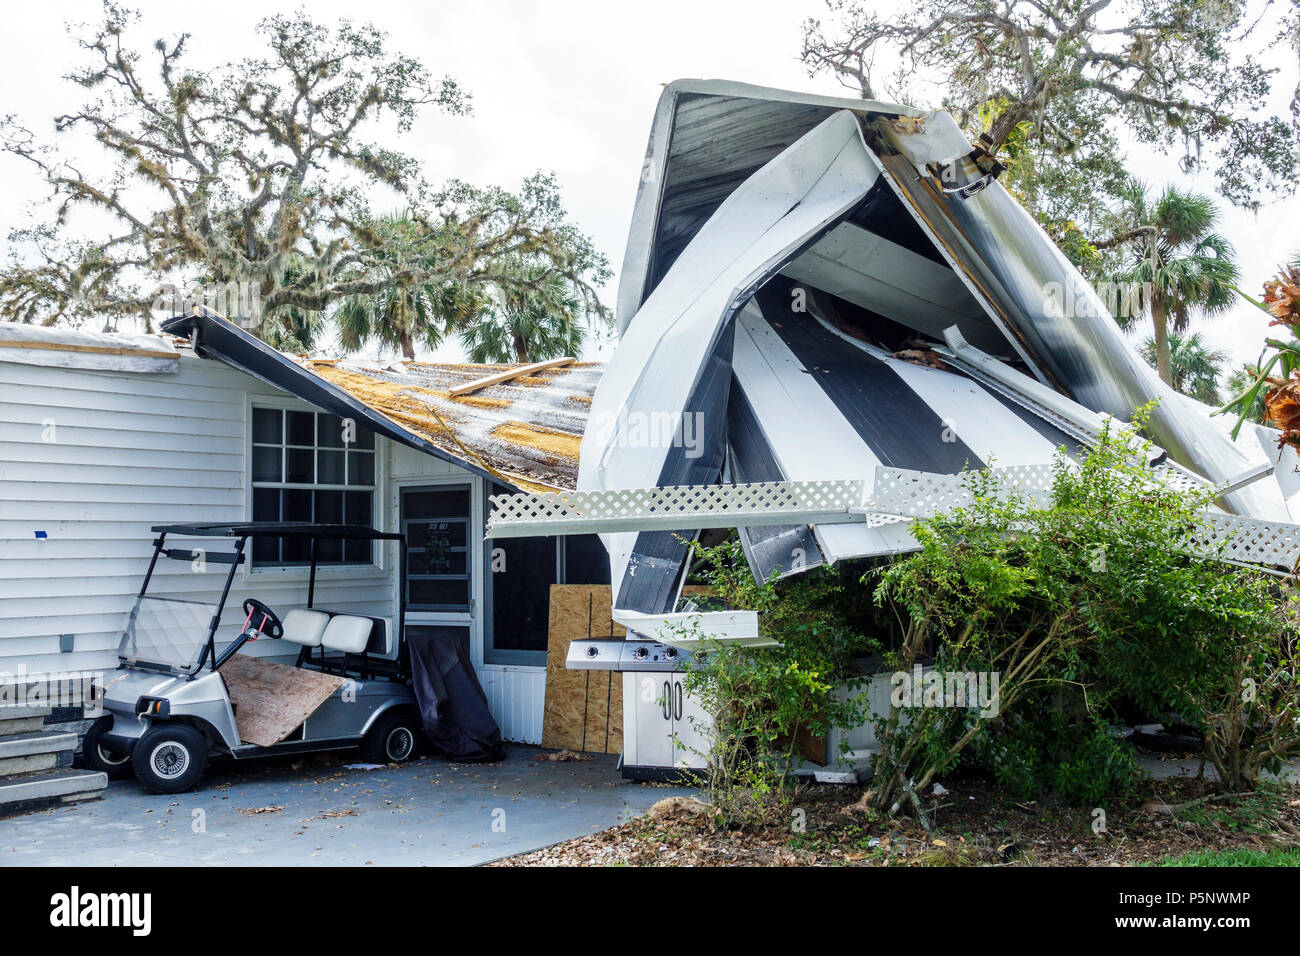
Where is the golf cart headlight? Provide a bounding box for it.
[135,696,170,718]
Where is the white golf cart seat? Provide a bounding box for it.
[281,609,330,647]
[321,615,373,654]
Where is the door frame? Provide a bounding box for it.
[392,475,486,671]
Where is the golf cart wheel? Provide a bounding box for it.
[361,710,422,764]
[81,716,133,781]
[132,724,208,794]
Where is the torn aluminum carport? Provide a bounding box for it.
[497,80,1300,619]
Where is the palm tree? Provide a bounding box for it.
[332,212,484,361]
[458,264,584,363]
[1103,182,1239,386]
[1140,331,1228,404]
[1223,362,1269,425]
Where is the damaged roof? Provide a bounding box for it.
[162,309,597,493]
[0,320,179,373]
[301,357,599,492]
[586,80,1300,615]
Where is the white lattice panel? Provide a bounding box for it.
[487,479,867,537]
[487,467,1300,569]
[1197,513,1300,568]
[1150,461,1211,494]
[867,465,1057,518]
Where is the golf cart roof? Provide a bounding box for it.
[151,522,403,541]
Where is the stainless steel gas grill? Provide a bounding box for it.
[563,636,706,779]
[563,638,688,671]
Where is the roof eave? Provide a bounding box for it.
[162,307,520,492]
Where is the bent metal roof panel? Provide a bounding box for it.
[585,80,1300,615]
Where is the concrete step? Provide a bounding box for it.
[0,705,53,721]
[0,768,107,813]
[0,731,78,776]
[0,706,55,738]
[0,717,47,737]
[0,731,77,759]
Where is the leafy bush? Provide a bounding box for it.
[868,409,1299,820]
[676,539,881,822]
[676,409,1298,825]
[976,705,1143,806]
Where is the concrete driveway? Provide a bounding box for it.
[0,746,692,866]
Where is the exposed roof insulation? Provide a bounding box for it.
[162,309,601,493]
[0,320,178,373]
[300,358,600,493]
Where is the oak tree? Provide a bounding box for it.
[802,0,1298,230]
[0,4,609,345]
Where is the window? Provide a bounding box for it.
[484,483,609,665]
[489,534,556,665]
[250,406,377,567]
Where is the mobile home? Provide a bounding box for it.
[0,314,608,745]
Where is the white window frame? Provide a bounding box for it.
[244,394,386,577]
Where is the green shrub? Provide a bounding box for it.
[676,407,1299,825]
[676,539,882,822]
[868,408,1298,821]
[977,705,1143,806]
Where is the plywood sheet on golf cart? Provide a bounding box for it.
[219,655,346,747]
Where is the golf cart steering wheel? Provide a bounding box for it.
[241,598,284,640]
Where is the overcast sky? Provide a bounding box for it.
[1,0,1296,371]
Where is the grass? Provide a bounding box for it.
[1150,847,1300,867]
[1174,788,1283,833]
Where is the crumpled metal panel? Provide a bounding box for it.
[591,82,1300,620]
[617,80,918,335]
[875,109,1294,520]
[582,110,885,595]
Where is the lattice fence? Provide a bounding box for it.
[488,466,1300,568]
[1197,512,1300,567]
[487,479,867,537]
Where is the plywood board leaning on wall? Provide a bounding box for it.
[542,584,714,755]
[542,585,625,754]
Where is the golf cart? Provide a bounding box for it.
[86,522,425,794]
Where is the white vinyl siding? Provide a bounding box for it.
[0,354,393,678]
[0,354,544,746]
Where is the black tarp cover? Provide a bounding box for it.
[407,631,505,762]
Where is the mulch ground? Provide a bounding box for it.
[491,770,1300,867]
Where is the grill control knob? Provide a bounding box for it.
[585,645,600,658]
[664,647,678,660]
[632,645,649,660]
